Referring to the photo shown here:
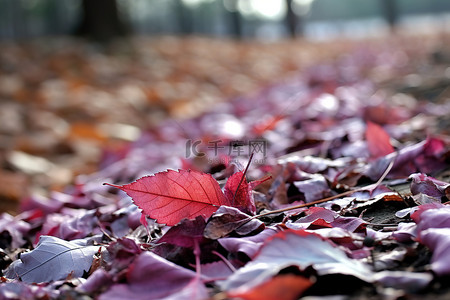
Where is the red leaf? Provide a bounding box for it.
[224,171,271,215]
[365,121,394,159]
[227,274,312,300]
[224,171,255,215]
[105,169,229,226]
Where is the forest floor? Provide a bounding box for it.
[0,32,449,299]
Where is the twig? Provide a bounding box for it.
[252,156,396,219]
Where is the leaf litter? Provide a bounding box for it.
[1,35,450,299]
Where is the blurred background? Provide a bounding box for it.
[1,0,450,213]
[1,0,450,41]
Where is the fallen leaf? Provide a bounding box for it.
[419,228,450,276]
[286,207,367,233]
[160,276,208,300]
[77,269,113,294]
[366,137,448,180]
[223,171,256,215]
[5,235,101,283]
[220,229,373,291]
[409,173,450,200]
[410,204,450,276]
[0,213,30,249]
[411,204,449,232]
[157,216,206,248]
[373,270,432,292]
[293,174,331,203]
[99,251,197,300]
[105,169,229,226]
[200,260,234,281]
[204,206,264,239]
[227,274,313,300]
[106,238,142,271]
[365,121,394,159]
[0,281,53,299]
[218,227,280,260]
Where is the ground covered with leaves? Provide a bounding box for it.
[1,33,450,299]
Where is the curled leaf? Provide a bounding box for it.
[409,173,450,200]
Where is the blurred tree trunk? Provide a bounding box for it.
[285,0,303,38]
[75,0,128,43]
[381,0,398,31]
[10,0,27,39]
[175,0,193,35]
[285,0,305,38]
[229,9,242,38]
[222,0,242,38]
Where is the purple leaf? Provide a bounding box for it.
[0,213,30,249]
[411,193,442,205]
[410,205,450,276]
[298,207,336,223]
[330,216,367,233]
[218,227,279,260]
[0,281,56,299]
[204,206,264,239]
[419,228,450,276]
[392,222,417,243]
[99,252,197,300]
[287,207,367,233]
[5,236,101,283]
[409,173,450,199]
[160,277,208,300]
[156,216,206,248]
[373,271,432,292]
[293,174,330,203]
[413,206,450,232]
[20,193,65,216]
[410,202,445,225]
[106,238,142,271]
[38,209,98,242]
[220,229,373,291]
[77,269,113,294]
[302,227,371,259]
[200,261,234,281]
[366,138,448,180]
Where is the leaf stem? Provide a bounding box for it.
[194,239,201,276]
[232,152,254,206]
[212,250,237,273]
